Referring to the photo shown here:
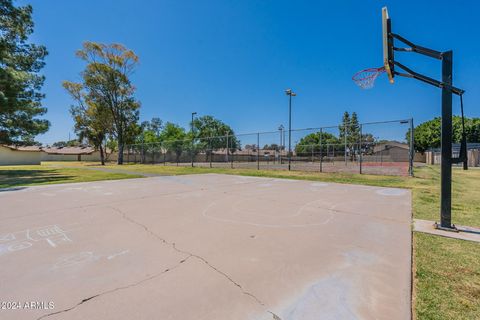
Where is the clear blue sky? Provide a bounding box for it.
[21,0,480,144]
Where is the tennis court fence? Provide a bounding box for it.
[124,119,415,176]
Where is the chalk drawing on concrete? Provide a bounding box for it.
[0,224,72,256]
[53,251,95,269]
[107,250,130,260]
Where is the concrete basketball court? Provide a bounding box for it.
[0,174,412,320]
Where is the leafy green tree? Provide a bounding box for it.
[159,122,187,162]
[409,116,480,153]
[70,42,141,164]
[105,137,118,160]
[465,118,480,143]
[295,132,339,155]
[135,118,164,162]
[192,115,240,156]
[63,81,112,165]
[349,112,361,145]
[336,111,365,160]
[338,111,361,154]
[338,111,350,143]
[0,0,49,144]
[52,139,81,148]
[361,132,376,154]
[138,117,163,144]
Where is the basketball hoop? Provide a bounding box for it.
[352,67,386,89]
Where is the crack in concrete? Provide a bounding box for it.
[36,256,191,320]
[109,206,282,320]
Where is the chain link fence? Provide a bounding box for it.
[125,119,414,176]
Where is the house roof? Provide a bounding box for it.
[1,145,42,152]
[42,146,96,155]
[374,141,409,150]
[2,145,97,155]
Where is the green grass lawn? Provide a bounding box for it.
[414,232,480,320]
[1,162,479,319]
[0,164,143,188]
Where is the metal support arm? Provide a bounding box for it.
[393,61,465,96]
[392,33,443,60]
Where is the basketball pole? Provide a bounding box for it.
[440,51,453,229]
[409,118,414,177]
[386,32,465,230]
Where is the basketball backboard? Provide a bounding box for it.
[382,7,394,83]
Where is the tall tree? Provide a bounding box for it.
[138,117,163,144]
[192,115,240,156]
[52,139,81,148]
[159,122,186,163]
[348,112,361,145]
[338,111,351,142]
[0,0,49,144]
[338,111,362,158]
[410,116,480,153]
[63,81,112,165]
[295,131,339,155]
[71,42,141,164]
[136,117,163,163]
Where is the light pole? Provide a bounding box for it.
[285,89,296,171]
[191,112,197,167]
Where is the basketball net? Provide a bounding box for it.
[352,67,386,89]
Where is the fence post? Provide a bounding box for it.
[257,133,260,170]
[231,136,234,169]
[409,118,414,176]
[163,143,166,165]
[210,137,213,168]
[191,133,194,168]
[319,128,323,172]
[279,129,282,165]
[359,124,363,174]
[226,134,229,163]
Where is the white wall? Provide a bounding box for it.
[40,151,119,162]
[0,146,41,165]
[40,152,79,161]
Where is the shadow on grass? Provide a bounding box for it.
[0,169,75,189]
[0,186,27,192]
